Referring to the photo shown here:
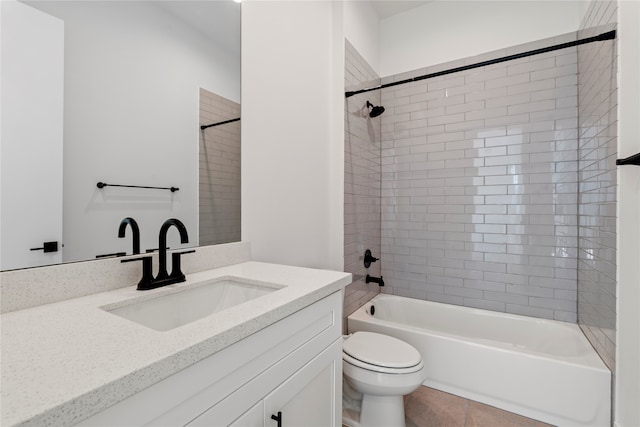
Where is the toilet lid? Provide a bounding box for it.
[343,331,422,369]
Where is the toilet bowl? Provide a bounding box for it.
[342,331,427,427]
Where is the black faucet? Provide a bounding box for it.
[121,255,155,290]
[156,218,189,281]
[121,218,194,291]
[118,217,140,255]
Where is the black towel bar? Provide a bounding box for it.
[97,182,179,192]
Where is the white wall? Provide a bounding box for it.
[241,1,344,270]
[379,0,582,77]
[344,0,380,75]
[616,1,640,424]
[25,1,239,262]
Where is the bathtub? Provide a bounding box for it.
[348,294,610,427]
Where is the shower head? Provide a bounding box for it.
[366,101,385,118]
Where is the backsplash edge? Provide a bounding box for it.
[0,242,251,314]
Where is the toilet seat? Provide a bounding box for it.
[343,332,423,374]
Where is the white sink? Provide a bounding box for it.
[104,277,284,331]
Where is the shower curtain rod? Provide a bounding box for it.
[345,30,616,98]
[200,117,240,130]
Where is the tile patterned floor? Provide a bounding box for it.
[403,386,555,427]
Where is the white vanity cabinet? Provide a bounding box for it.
[79,291,343,427]
[195,337,340,426]
[196,339,340,426]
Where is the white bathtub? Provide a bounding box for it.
[347,294,611,427]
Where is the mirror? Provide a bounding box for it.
[1,1,240,271]
[199,88,241,246]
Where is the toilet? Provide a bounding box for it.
[342,331,427,427]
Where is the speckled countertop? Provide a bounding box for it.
[1,261,351,426]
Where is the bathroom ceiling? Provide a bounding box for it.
[157,1,431,54]
[369,1,433,19]
[156,1,241,56]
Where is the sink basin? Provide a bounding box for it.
[104,277,284,331]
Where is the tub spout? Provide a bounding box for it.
[366,274,384,286]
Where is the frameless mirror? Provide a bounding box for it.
[1,0,240,271]
[199,88,241,246]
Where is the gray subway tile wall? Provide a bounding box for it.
[577,0,618,372]
[344,18,618,371]
[199,89,241,246]
[379,34,583,322]
[343,40,382,328]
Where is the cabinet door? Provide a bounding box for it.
[264,340,341,427]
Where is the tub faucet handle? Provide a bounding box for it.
[364,249,379,268]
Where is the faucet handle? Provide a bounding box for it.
[121,256,155,290]
[169,250,196,282]
[363,249,379,268]
[145,246,169,253]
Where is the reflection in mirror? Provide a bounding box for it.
[1,1,240,271]
[199,89,241,245]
